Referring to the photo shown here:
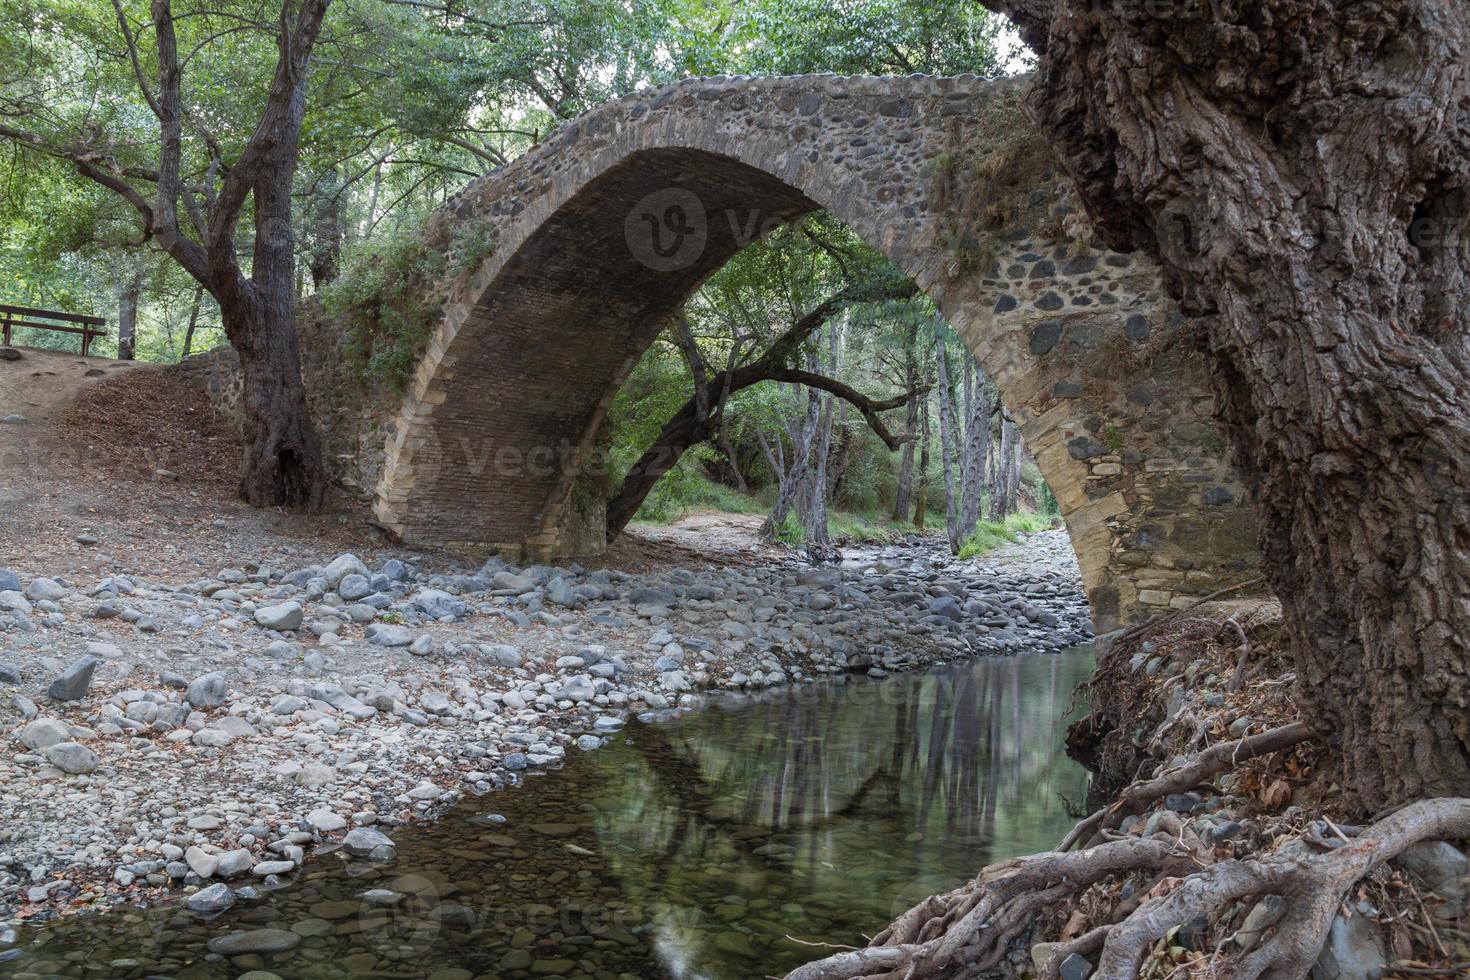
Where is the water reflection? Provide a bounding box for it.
[3,649,1092,979]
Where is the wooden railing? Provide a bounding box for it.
[0,304,108,356]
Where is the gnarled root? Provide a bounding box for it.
[784,797,1470,980]
[1060,721,1314,850]
[1094,798,1470,980]
[784,834,1205,980]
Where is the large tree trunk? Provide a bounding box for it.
[893,387,919,521]
[960,359,992,531]
[223,296,325,510]
[986,415,1019,522]
[990,0,1470,812]
[913,395,930,529]
[116,277,141,361]
[935,343,962,554]
[221,138,326,510]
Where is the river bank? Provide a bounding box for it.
[0,647,1095,979]
[0,527,1088,925]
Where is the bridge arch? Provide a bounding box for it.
[372,73,1258,632]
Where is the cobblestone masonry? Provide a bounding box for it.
[172,73,1260,632]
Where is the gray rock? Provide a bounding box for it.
[20,718,70,750]
[184,846,218,878]
[659,670,692,692]
[483,644,522,668]
[0,569,19,592]
[1396,840,1468,905]
[48,656,98,701]
[492,571,535,593]
[366,624,413,647]
[0,591,31,615]
[1311,909,1386,980]
[254,602,303,631]
[45,742,98,774]
[1059,953,1093,980]
[185,882,235,913]
[341,827,396,860]
[207,929,301,956]
[0,664,19,684]
[321,553,369,588]
[213,849,255,878]
[628,586,677,607]
[337,574,373,601]
[186,671,230,708]
[413,588,467,620]
[1234,895,1287,953]
[558,675,596,702]
[546,577,578,607]
[25,578,67,601]
[213,715,256,738]
[928,596,963,621]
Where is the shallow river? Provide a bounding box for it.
[3,648,1092,979]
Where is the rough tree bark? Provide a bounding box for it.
[981,0,1470,812]
[986,414,1020,522]
[935,341,963,553]
[116,276,141,361]
[913,396,930,529]
[960,356,994,531]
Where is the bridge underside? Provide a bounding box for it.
[356,74,1260,634]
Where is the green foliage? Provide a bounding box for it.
[956,509,1055,559]
[772,511,805,547]
[1035,476,1061,517]
[322,230,447,393]
[826,511,904,544]
[633,455,767,524]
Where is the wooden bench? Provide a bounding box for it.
[0,304,108,356]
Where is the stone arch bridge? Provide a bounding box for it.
[179,73,1259,632]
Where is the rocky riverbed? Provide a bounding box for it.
[0,529,1088,925]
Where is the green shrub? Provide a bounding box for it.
[772,511,805,547]
[956,509,1056,559]
[321,228,447,393]
[632,456,765,525]
[827,510,904,544]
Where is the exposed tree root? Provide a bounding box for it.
[1059,721,1314,850]
[784,782,1470,980]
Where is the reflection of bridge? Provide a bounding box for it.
[280,73,1252,630]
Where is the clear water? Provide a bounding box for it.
[2,649,1093,979]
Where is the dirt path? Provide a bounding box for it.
[0,346,377,581]
[0,348,787,582]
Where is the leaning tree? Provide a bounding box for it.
[788,2,1470,977]
[983,0,1470,813]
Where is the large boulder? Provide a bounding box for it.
[45,742,98,774]
[321,553,369,589]
[47,656,98,701]
[20,718,70,751]
[186,671,230,708]
[254,601,303,631]
[411,588,468,621]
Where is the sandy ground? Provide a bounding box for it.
[0,347,801,586]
